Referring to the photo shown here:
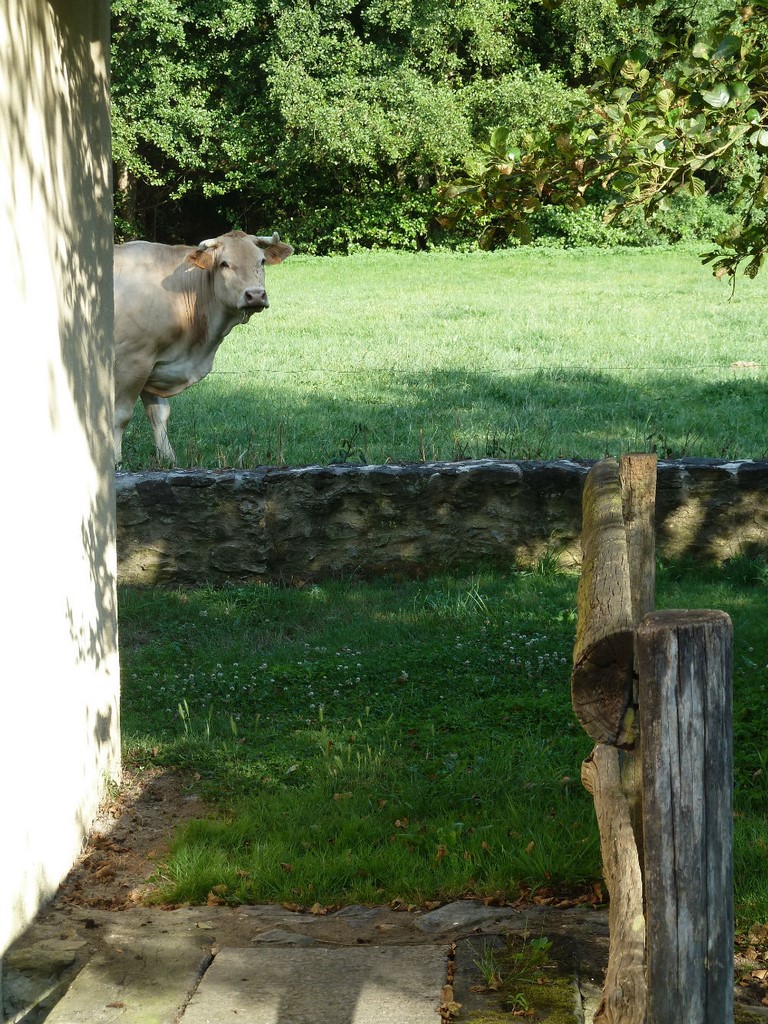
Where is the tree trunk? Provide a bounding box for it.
[620,453,657,628]
[574,455,657,1023]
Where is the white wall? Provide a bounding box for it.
[0,0,119,953]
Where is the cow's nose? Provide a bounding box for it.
[244,288,268,308]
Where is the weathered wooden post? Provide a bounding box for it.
[637,609,734,1024]
[572,454,656,1024]
[572,454,734,1024]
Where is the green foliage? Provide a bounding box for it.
[110,0,640,247]
[443,1,768,277]
[530,201,656,247]
[439,123,606,249]
[528,192,737,246]
[462,71,588,139]
[111,0,275,236]
[597,2,768,280]
[536,0,654,79]
[109,0,768,258]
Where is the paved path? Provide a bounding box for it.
[8,899,768,1022]
[7,898,768,1022]
[4,901,612,1023]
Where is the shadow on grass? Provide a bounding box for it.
[118,365,768,470]
[118,564,768,921]
[119,569,600,907]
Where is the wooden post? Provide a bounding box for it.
[572,459,636,746]
[636,609,734,1024]
[582,745,647,1024]
[618,453,657,871]
[571,455,657,1024]
[620,453,657,629]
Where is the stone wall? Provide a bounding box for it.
[116,459,768,586]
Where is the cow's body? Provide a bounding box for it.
[113,230,293,464]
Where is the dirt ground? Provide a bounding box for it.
[54,766,210,911]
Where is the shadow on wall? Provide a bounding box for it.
[1,0,118,953]
[5,0,116,651]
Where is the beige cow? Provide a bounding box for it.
[113,230,293,465]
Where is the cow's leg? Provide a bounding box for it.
[141,392,176,465]
[114,422,124,466]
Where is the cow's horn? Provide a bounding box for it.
[252,232,280,246]
[197,238,219,251]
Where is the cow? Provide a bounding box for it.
[113,229,293,465]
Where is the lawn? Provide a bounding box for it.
[116,246,768,470]
[117,244,768,927]
[119,558,768,927]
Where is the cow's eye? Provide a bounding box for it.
[219,260,230,269]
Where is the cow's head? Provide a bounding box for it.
[186,230,293,314]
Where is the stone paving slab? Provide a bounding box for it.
[179,945,447,1024]
[42,918,212,1024]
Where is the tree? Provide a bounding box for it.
[442,1,768,279]
[110,0,276,239]
[110,0,632,248]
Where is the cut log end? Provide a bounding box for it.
[572,629,635,746]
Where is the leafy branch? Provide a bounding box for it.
[441,1,768,279]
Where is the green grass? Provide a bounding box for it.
[117,246,768,470]
[119,558,768,925]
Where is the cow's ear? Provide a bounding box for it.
[187,249,215,271]
[263,241,294,265]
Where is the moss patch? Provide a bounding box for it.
[457,934,582,1022]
